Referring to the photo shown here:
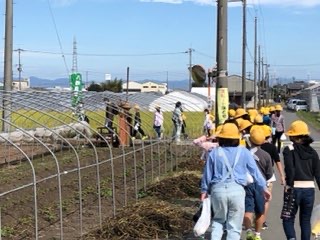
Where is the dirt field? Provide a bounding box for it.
[0,141,202,239]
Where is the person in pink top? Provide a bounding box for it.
[271,105,285,153]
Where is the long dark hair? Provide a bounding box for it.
[218,138,239,147]
[290,135,314,146]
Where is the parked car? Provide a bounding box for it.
[294,100,308,111]
[287,98,300,110]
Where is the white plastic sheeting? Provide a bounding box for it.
[148,91,208,112]
[0,121,92,143]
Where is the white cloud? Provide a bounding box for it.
[139,0,320,8]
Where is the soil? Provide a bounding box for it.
[0,141,204,239]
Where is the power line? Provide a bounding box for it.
[21,49,188,57]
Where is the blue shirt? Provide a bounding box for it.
[201,146,267,193]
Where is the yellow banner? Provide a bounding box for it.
[217,88,229,124]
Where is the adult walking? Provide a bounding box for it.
[282,120,320,240]
[131,104,147,140]
[271,105,285,153]
[153,105,163,140]
[171,101,183,143]
[200,123,271,240]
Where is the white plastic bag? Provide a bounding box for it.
[311,204,320,236]
[280,133,287,141]
[193,197,211,237]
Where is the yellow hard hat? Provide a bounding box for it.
[215,125,223,135]
[254,114,263,124]
[259,107,265,114]
[217,123,240,139]
[250,127,265,145]
[235,108,248,118]
[263,108,270,115]
[275,105,283,111]
[286,120,310,136]
[229,109,236,118]
[239,120,253,131]
[235,118,243,127]
[269,106,275,112]
[261,125,272,138]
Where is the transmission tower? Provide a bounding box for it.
[71,36,78,73]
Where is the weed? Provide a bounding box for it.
[40,207,57,223]
[0,226,15,237]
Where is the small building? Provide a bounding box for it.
[299,83,320,112]
[285,81,309,97]
[227,75,256,107]
[122,81,167,94]
[12,78,30,90]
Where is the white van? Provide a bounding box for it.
[294,100,308,111]
[287,99,299,110]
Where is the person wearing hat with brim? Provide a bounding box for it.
[281,120,320,240]
[244,127,273,240]
[239,119,253,147]
[259,124,286,230]
[200,123,271,240]
[153,105,163,140]
[171,101,183,143]
[271,104,285,153]
[131,104,148,140]
[234,108,251,121]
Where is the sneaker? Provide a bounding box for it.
[131,137,136,141]
[262,222,268,230]
[246,230,255,240]
[253,236,262,240]
[142,136,148,140]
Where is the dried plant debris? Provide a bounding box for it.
[83,200,193,239]
[146,173,200,200]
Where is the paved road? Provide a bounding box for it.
[240,110,320,240]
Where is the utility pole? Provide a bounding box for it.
[85,71,88,89]
[253,16,258,109]
[188,48,194,92]
[261,57,265,106]
[16,48,23,91]
[265,64,270,104]
[216,0,229,126]
[2,0,13,132]
[241,0,247,109]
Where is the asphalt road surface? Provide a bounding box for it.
[186,109,320,240]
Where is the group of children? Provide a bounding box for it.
[194,105,320,240]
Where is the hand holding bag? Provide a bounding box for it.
[193,197,211,237]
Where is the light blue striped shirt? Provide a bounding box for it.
[201,146,267,193]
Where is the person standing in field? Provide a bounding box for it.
[104,98,118,133]
[131,104,148,140]
[171,101,183,143]
[153,105,163,140]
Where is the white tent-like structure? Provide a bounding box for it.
[148,91,208,112]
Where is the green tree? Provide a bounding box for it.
[101,78,123,92]
[87,82,103,92]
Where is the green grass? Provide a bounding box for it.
[0,109,205,139]
[296,111,320,131]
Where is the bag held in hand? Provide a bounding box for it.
[280,187,296,219]
[193,197,211,237]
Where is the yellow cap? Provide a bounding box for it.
[286,120,310,136]
[254,114,263,124]
[269,106,275,112]
[275,105,283,111]
[235,108,248,118]
[229,109,236,118]
[263,108,270,115]
[215,125,223,135]
[250,127,266,145]
[259,107,265,114]
[217,123,240,139]
[239,119,253,131]
[261,125,272,138]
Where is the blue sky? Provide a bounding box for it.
[1,0,320,85]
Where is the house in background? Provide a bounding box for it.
[12,78,30,90]
[284,81,309,98]
[299,83,320,112]
[122,81,167,95]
